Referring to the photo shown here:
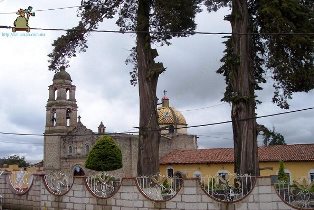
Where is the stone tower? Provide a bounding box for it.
[44,67,78,170]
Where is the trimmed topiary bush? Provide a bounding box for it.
[85,135,122,171]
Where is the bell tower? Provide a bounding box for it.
[44,67,78,170]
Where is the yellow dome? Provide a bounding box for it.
[157,107,186,125]
[157,97,186,126]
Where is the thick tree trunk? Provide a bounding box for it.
[136,0,161,176]
[230,0,259,176]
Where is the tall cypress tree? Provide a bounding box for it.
[278,161,289,183]
[48,0,201,176]
[205,0,314,175]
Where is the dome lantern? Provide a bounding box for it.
[157,93,187,135]
[162,96,169,107]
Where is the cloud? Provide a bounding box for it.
[0,1,313,162]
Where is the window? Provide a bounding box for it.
[285,172,291,184]
[218,172,226,178]
[309,169,314,182]
[193,171,202,178]
[217,170,229,183]
[73,165,85,176]
[54,89,57,100]
[68,145,72,154]
[85,144,90,154]
[66,89,70,100]
[66,108,71,126]
[218,172,228,180]
[51,109,56,126]
[167,167,174,177]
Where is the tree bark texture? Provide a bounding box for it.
[230,0,259,176]
[136,0,161,176]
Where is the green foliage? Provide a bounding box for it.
[258,125,286,146]
[278,161,289,183]
[213,0,314,109]
[161,179,171,194]
[292,178,314,193]
[48,0,201,76]
[258,0,314,109]
[162,179,170,188]
[85,135,122,172]
[209,0,313,176]
[48,0,201,176]
[0,155,30,168]
[203,0,231,12]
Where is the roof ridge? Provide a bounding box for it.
[160,143,314,165]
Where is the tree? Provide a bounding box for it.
[257,125,286,146]
[85,135,122,171]
[278,161,289,183]
[0,155,30,168]
[205,0,314,175]
[48,0,200,176]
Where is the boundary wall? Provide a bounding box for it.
[0,173,305,210]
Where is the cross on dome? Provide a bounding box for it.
[163,90,168,100]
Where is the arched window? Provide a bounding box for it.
[217,170,229,183]
[51,109,56,126]
[85,144,90,154]
[167,167,174,177]
[66,108,71,126]
[309,169,314,182]
[68,145,73,154]
[73,165,85,176]
[66,89,70,100]
[193,171,202,178]
[54,89,57,100]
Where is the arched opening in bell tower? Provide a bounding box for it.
[51,109,56,126]
[66,108,71,126]
[66,89,70,100]
[54,89,57,100]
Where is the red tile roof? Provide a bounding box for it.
[160,144,314,165]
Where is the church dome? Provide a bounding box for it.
[53,67,72,81]
[157,96,187,126]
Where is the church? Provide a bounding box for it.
[43,67,197,177]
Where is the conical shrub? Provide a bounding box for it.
[85,135,122,171]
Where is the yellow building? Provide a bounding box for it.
[0,161,43,173]
[160,144,314,183]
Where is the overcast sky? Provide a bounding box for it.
[0,0,313,162]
